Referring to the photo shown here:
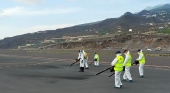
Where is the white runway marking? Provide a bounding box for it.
[6,66,11,68]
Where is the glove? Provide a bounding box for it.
[76,58,80,61]
[110,68,114,72]
[110,66,115,72]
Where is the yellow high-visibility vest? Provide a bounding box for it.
[84,52,88,59]
[125,54,132,67]
[139,52,145,64]
[114,55,124,71]
[94,54,99,62]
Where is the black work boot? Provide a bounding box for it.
[82,67,84,72]
[79,67,82,72]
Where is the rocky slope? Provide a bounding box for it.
[47,33,170,51]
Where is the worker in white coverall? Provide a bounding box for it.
[122,50,133,82]
[111,51,124,88]
[82,50,89,69]
[77,50,85,72]
[94,53,99,66]
[136,49,146,78]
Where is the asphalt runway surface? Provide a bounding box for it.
[0,50,170,93]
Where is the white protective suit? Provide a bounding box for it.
[82,50,89,68]
[123,51,132,81]
[78,51,85,68]
[111,53,123,88]
[136,49,145,77]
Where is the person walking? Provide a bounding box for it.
[77,50,85,72]
[122,50,133,82]
[136,49,146,78]
[82,50,89,69]
[94,53,100,66]
[111,51,124,88]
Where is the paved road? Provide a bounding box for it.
[0,51,170,93]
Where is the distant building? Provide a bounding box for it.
[149,23,154,26]
[26,44,34,47]
[62,36,71,39]
[159,27,164,29]
[117,26,121,32]
[95,31,99,34]
[41,39,55,43]
[18,46,26,49]
[78,37,83,41]
[129,29,132,32]
[117,30,122,32]
[152,14,157,17]
[146,14,157,18]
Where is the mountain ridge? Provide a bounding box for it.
[0,3,170,49]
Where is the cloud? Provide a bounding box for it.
[0,7,24,17]
[12,0,44,5]
[0,6,81,17]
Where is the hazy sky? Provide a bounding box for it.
[0,0,169,39]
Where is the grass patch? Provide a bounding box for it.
[158,28,170,34]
